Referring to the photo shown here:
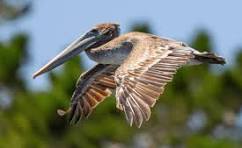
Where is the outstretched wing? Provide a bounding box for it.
[58,64,119,123]
[115,40,194,128]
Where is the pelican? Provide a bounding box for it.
[33,23,225,127]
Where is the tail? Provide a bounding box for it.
[194,52,226,65]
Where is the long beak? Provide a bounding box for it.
[33,33,97,79]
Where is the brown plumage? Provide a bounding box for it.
[69,64,118,123]
[33,23,226,128]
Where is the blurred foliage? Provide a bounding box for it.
[0,0,31,22]
[0,33,28,88]
[1,3,242,148]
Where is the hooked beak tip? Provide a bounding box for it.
[32,71,41,79]
[32,73,38,79]
[32,66,48,79]
[32,32,97,79]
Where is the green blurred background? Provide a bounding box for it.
[1,1,242,148]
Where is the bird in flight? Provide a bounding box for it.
[33,23,225,128]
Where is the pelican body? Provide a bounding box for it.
[33,23,225,127]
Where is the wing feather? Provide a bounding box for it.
[58,64,118,124]
[115,42,194,127]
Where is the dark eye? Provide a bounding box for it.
[90,29,99,34]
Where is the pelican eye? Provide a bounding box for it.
[90,29,99,34]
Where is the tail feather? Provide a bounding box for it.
[194,52,226,65]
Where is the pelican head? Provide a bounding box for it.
[33,23,120,78]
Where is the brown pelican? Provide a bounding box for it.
[33,23,225,127]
